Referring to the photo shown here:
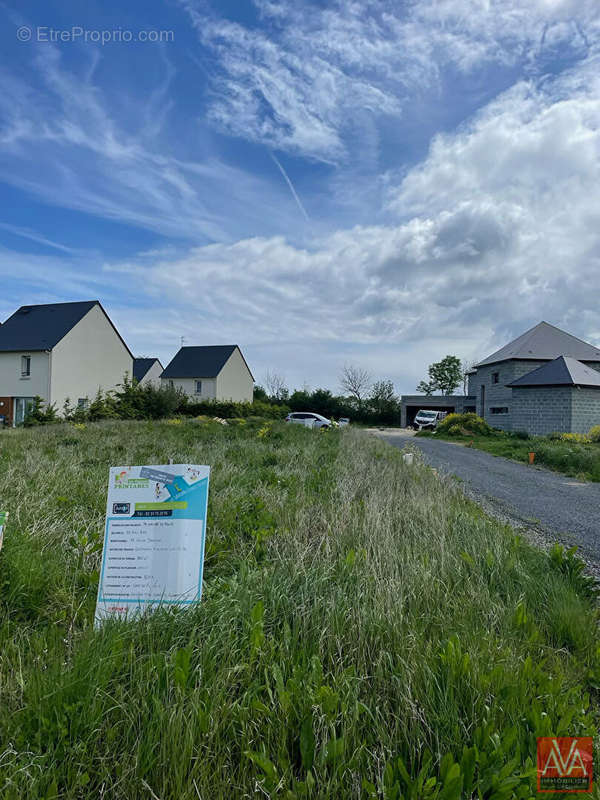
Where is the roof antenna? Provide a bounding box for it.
[180,336,186,348]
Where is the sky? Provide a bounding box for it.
[0,0,599,395]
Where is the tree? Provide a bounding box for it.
[461,359,477,395]
[264,371,288,401]
[253,384,268,402]
[339,363,372,409]
[416,380,435,395]
[369,380,400,423]
[419,355,462,396]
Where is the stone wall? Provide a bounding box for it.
[571,387,600,434]
[511,386,573,436]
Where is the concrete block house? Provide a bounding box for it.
[468,322,600,435]
[0,301,133,425]
[161,345,254,403]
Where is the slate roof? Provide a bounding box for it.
[133,358,162,382]
[477,322,600,367]
[161,345,253,379]
[507,356,600,389]
[0,301,99,352]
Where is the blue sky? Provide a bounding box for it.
[0,0,599,393]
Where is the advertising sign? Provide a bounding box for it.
[95,464,210,624]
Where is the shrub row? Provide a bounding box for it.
[22,379,290,427]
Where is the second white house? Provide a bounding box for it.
[161,345,254,403]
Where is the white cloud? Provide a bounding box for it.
[188,0,600,162]
[0,45,304,242]
[102,55,600,391]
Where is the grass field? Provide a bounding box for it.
[424,430,600,482]
[1,419,599,799]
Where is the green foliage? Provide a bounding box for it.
[181,398,289,419]
[0,421,598,798]
[419,355,463,396]
[23,396,58,426]
[416,380,435,395]
[549,544,597,599]
[457,430,600,482]
[589,424,600,443]
[437,412,493,436]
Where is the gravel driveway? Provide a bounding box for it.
[377,430,600,567]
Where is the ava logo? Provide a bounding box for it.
[537,737,593,793]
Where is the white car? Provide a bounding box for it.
[285,412,331,429]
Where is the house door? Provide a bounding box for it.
[14,397,34,426]
[480,385,485,419]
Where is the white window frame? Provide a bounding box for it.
[21,355,31,377]
[194,380,202,395]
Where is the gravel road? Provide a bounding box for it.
[377,430,600,568]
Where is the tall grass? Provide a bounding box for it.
[0,420,598,799]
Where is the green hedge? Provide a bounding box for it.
[179,399,289,420]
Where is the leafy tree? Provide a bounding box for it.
[416,380,435,395]
[253,385,268,402]
[369,380,398,416]
[419,356,462,396]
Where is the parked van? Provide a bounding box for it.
[412,410,447,430]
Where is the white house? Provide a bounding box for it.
[0,300,133,425]
[161,345,254,403]
[133,357,164,387]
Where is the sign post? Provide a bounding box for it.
[95,464,210,624]
[0,511,7,552]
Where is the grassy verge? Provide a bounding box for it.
[1,420,599,799]
[423,430,600,481]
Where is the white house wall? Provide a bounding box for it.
[216,348,253,402]
[0,351,50,400]
[139,360,163,387]
[163,377,217,400]
[50,304,132,411]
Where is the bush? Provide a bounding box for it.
[180,399,289,420]
[589,425,600,443]
[437,412,493,437]
[511,430,530,440]
[23,396,58,426]
[447,424,462,436]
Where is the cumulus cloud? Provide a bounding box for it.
[102,54,600,390]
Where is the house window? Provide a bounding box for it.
[168,380,174,389]
[194,380,202,394]
[492,372,499,384]
[490,407,509,414]
[77,398,88,409]
[21,355,31,377]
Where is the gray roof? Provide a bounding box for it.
[0,300,98,352]
[477,321,600,367]
[508,356,600,388]
[161,345,253,379]
[133,357,162,382]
